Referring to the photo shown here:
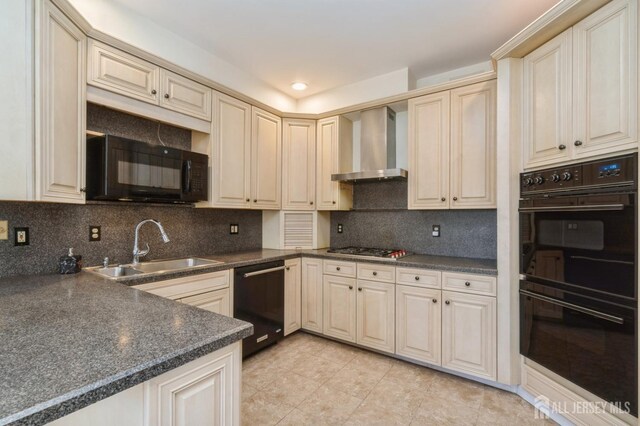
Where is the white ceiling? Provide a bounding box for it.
[107,0,559,99]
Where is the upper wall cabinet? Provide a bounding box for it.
[35,0,86,203]
[209,94,281,210]
[316,116,353,211]
[408,81,496,210]
[449,81,497,209]
[523,0,637,169]
[88,40,212,121]
[210,92,252,208]
[282,119,316,210]
[251,107,282,209]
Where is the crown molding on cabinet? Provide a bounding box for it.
[491,0,610,61]
[51,0,496,120]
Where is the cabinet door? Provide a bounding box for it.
[301,258,323,333]
[159,69,212,121]
[282,119,316,210]
[323,274,356,342]
[450,81,497,209]
[442,291,496,380]
[408,92,450,209]
[211,92,251,208]
[573,0,638,158]
[316,116,353,211]
[36,1,86,203]
[396,285,441,365]
[145,342,240,426]
[523,29,573,169]
[284,258,302,336]
[356,280,395,354]
[251,107,282,209]
[180,288,230,317]
[88,39,159,104]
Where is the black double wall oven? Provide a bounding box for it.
[519,154,638,416]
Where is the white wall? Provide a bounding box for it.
[67,0,297,112]
[416,61,493,88]
[0,0,33,200]
[296,68,414,114]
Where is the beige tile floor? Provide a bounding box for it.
[242,332,556,425]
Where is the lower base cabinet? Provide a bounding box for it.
[395,285,441,365]
[441,290,496,380]
[301,258,323,332]
[50,342,241,426]
[284,258,302,336]
[323,274,357,342]
[356,280,395,353]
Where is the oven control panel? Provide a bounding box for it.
[521,154,636,195]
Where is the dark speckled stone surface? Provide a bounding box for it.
[0,201,262,278]
[0,273,252,426]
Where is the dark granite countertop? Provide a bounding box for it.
[109,249,496,286]
[0,273,253,426]
[302,249,498,276]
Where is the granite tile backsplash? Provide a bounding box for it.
[0,202,261,278]
[331,181,497,259]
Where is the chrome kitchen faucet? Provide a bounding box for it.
[132,219,170,265]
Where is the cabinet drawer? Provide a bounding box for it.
[133,270,230,300]
[180,288,230,316]
[396,267,441,288]
[323,259,357,278]
[357,263,395,283]
[442,272,496,296]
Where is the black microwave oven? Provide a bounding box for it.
[86,135,208,203]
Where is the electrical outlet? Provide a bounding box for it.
[15,227,29,246]
[432,225,440,237]
[337,224,344,233]
[90,225,101,242]
[230,224,239,234]
[0,220,7,240]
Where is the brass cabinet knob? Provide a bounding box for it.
[574,140,583,146]
[164,93,170,99]
[415,276,420,281]
[151,89,157,95]
[432,298,437,303]
[559,144,567,150]
[348,285,353,290]
[465,281,471,287]
[441,197,446,202]
[372,271,378,276]
[453,197,458,201]
[445,300,451,305]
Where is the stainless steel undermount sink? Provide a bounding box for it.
[87,257,223,280]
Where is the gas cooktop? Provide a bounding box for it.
[327,246,410,261]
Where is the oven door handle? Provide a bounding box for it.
[518,204,625,213]
[520,289,624,324]
[243,266,286,278]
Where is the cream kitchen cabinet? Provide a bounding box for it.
[449,81,497,208]
[35,0,86,204]
[396,285,442,365]
[284,258,302,336]
[408,81,496,209]
[210,92,252,208]
[441,290,496,381]
[282,119,316,210]
[322,274,357,342]
[316,116,354,211]
[408,91,450,209]
[159,69,212,121]
[356,279,395,354]
[251,107,282,209]
[523,0,638,169]
[88,40,213,121]
[179,288,230,316]
[301,258,324,333]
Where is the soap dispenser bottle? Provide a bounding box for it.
[59,248,82,274]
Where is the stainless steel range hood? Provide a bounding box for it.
[331,106,407,182]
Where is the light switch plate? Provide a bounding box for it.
[0,220,7,240]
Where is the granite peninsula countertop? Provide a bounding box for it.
[0,273,253,426]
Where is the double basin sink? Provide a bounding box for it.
[87,257,223,280]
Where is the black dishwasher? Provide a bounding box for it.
[234,261,285,358]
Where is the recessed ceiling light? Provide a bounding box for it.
[291,82,308,91]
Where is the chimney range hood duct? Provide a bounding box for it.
[331,106,407,182]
